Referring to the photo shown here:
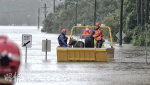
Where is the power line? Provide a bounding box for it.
[0,10,37,14]
[0,1,41,4]
[0,0,63,5]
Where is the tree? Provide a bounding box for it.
[141,0,144,26]
[145,0,149,24]
[136,0,141,25]
[42,0,150,46]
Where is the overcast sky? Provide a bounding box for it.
[0,0,65,26]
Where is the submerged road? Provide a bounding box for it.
[0,26,150,85]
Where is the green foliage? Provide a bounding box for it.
[146,24,150,46]
[102,9,120,42]
[42,0,150,46]
[131,25,144,46]
[131,25,150,46]
[42,0,120,34]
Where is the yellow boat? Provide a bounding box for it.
[57,26,114,62]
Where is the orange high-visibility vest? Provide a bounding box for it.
[93,29,102,41]
[99,29,103,40]
[83,28,93,35]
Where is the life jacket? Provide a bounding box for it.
[83,28,93,35]
[94,29,104,48]
[99,29,103,40]
[85,31,90,35]
[58,34,68,46]
[93,29,102,41]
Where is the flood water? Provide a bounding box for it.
[0,26,150,85]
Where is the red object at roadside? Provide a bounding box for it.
[0,35,21,85]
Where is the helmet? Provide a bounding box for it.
[96,23,100,27]
[62,29,66,33]
[0,35,20,77]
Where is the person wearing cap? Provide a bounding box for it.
[93,23,103,48]
[58,29,69,47]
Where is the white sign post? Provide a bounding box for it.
[22,34,32,63]
[42,39,51,61]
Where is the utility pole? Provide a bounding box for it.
[141,0,144,26]
[120,0,123,46]
[54,0,61,12]
[145,0,149,24]
[145,24,147,64]
[38,8,40,30]
[53,0,55,12]
[75,0,78,35]
[65,0,67,9]
[38,3,49,29]
[44,3,47,19]
[94,0,96,26]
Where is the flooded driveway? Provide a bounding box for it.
[0,26,150,85]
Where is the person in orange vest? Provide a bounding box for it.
[99,26,105,48]
[93,23,103,48]
[83,25,93,38]
[99,27,104,41]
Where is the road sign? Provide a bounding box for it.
[22,34,32,48]
[116,32,126,39]
[42,40,51,52]
[42,39,51,61]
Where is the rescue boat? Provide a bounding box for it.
[57,26,114,62]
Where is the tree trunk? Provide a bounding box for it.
[65,0,67,9]
[137,0,141,25]
[141,0,144,26]
[136,0,139,25]
[145,0,149,24]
